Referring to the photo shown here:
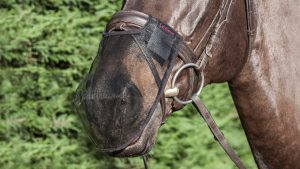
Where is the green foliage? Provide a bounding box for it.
[0,1,256,169]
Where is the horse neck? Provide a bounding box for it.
[229,1,300,168]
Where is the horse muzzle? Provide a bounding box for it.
[108,104,163,157]
[74,11,182,155]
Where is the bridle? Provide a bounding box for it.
[105,0,255,168]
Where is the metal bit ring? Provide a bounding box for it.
[171,63,205,105]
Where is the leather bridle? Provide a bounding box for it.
[106,0,255,168]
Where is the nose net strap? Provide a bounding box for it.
[142,155,149,169]
[131,35,162,87]
[191,95,246,169]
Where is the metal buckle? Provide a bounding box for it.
[165,63,205,105]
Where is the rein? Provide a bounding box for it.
[106,0,255,168]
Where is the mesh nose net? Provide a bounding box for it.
[75,16,183,152]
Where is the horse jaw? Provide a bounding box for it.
[110,104,163,157]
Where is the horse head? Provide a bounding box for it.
[75,0,249,158]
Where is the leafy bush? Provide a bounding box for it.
[0,1,256,168]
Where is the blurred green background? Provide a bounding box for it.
[0,0,256,168]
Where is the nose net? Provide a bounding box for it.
[74,16,183,152]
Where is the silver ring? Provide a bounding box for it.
[171,63,205,105]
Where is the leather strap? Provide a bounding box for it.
[143,155,149,169]
[191,95,246,169]
[106,10,148,31]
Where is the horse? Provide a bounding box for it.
[75,0,300,168]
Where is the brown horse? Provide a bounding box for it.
[75,0,300,168]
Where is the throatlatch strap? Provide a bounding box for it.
[191,95,246,169]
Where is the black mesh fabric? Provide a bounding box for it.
[74,16,183,152]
